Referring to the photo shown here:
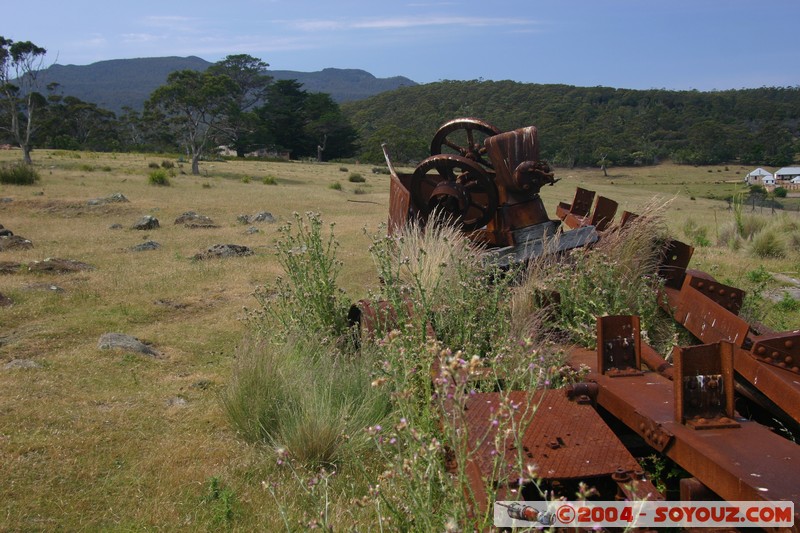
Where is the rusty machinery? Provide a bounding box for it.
[384,118,599,263]
[379,119,800,527]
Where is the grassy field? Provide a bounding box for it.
[1,149,799,530]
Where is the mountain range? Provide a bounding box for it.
[37,56,417,114]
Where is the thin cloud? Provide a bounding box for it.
[289,15,538,32]
[121,33,166,44]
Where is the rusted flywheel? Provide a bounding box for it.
[430,117,501,169]
[410,154,498,231]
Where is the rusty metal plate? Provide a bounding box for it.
[674,280,750,347]
[556,187,595,221]
[673,342,739,430]
[597,315,643,377]
[591,196,618,231]
[461,390,641,484]
[686,276,745,315]
[658,239,694,289]
[750,330,800,374]
[388,172,412,234]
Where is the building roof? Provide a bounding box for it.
[747,167,772,177]
[775,167,800,175]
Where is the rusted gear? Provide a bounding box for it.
[410,154,499,231]
[430,117,501,169]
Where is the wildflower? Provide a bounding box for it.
[468,354,482,373]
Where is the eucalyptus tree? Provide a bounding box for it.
[207,54,272,156]
[0,36,48,163]
[146,69,237,174]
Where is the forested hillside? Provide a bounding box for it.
[36,58,415,113]
[343,80,800,167]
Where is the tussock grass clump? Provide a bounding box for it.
[740,214,768,239]
[750,229,786,258]
[262,175,277,185]
[368,214,517,357]
[347,172,365,183]
[221,337,388,465]
[148,168,171,186]
[0,163,40,185]
[328,181,342,190]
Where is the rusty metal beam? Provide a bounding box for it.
[568,346,800,529]
[660,273,800,425]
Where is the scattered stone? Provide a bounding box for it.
[0,292,11,307]
[88,192,130,206]
[0,235,33,251]
[166,396,188,407]
[237,211,275,224]
[154,299,189,309]
[132,215,160,230]
[0,224,12,236]
[97,333,159,357]
[109,223,123,230]
[244,226,260,235]
[174,211,218,228]
[192,379,213,390]
[193,243,254,260]
[0,261,21,274]
[25,283,65,292]
[131,240,161,252]
[28,258,94,274]
[3,359,41,370]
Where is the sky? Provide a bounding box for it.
[5,0,800,91]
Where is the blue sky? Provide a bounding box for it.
[6,0,799,90]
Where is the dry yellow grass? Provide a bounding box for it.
[1,149,797,529]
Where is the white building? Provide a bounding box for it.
[745,167,773,186]
[775,167,800,181]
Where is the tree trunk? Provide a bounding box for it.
[192,155,200,175]
[22,146,32,165]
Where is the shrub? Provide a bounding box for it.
[328,181,342,191]
[148,162,160,169]
[160,160,175,169]
[353,187,365,195]
[774,187,788,198]
[517,203,676,353]
[348,172,365,183]
[683,219,710,247]
[262,175,277,185]
[775,292,800,313]
[339,166,348,172]
[148,168,171,186]
[253,212,350,343]
[750,230,786,258]
[0,163,40,185]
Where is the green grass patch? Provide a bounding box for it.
[0,163,40,185]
